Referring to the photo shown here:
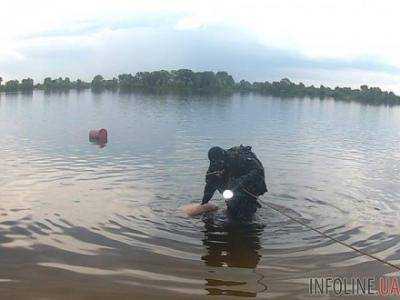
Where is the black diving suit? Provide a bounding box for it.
[201,145,267,221]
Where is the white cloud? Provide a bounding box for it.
[175,16,205,30]
[0,0,399,86]
[170,0,400,66]
[1,0,400,64]
[0,46,25,63]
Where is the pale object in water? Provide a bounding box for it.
[182,203,218,217]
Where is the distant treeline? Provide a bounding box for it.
[0,69,399,104]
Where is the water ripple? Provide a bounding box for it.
[1,92,400,298]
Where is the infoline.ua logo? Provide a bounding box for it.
[309,277,400,296]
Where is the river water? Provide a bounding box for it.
[0,91,400,299]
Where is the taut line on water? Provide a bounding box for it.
[263,201,400,272]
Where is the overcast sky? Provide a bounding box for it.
[1,0,399,91]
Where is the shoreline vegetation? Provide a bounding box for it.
[0,69,399,105]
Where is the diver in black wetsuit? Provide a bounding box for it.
[201,145,268,221]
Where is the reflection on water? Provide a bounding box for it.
[1,90,400,299]
[202,216,265,297]
[202,219,262,269]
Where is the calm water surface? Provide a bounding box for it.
[0,91,400,299]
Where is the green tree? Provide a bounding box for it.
[216,71,235,90]
[63,77,71,89]
[73,79,89,90]
[149,70,171,88]
[195,71,217,91]
[42,77,53,91]
[238,80,252,91]
[118,73,135,90]
[172,69,196,88]
[91,75,105,91]
[4,80,19,92]
[104,78,119,90]
[20,78,34,91]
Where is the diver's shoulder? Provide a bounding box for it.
[226,144,252,153]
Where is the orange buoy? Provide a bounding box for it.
[89,128,108,144]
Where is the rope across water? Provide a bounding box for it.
[262,201,400,272]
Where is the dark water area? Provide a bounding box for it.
[0,91,400,299]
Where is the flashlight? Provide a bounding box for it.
[222,190,234,200]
